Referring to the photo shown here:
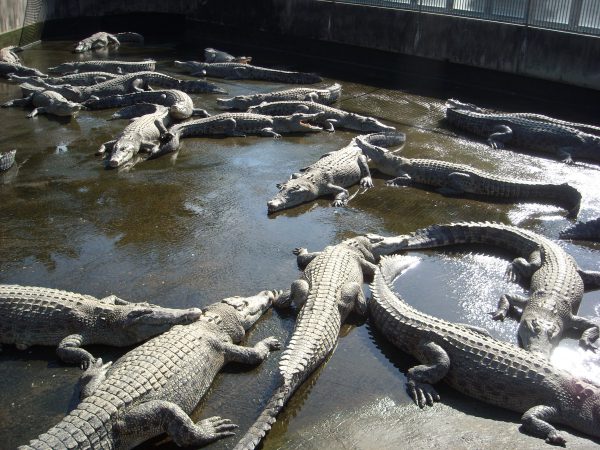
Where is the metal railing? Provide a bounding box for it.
[18,0,45,47]
[329,0,600,35]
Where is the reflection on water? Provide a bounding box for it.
[1,40,600,449]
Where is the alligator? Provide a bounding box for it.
[155,112,323,156]
[9,71,120,86]
[233,236,378,450]
[0,149,16,171]
[268,131,406,214]
[31,71,224,102]
[98,104,171,168]
[19,289,282,449]
[0,284,202,369]
[445,100,600,164]
[560,217,600,242]
[0,45,21,64]
[369,254,600,446]
[174,60,323,84]
[48,59,156,75]
[2,86,82,118]
[248,100,395,132]
[83,89,209,120]
[216,84,342,110]
[74,31,144,53]
[0,61,46,78]
[367,222,600,359]
[205,47,252,64]
[355,135,582,218]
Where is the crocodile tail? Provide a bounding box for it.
[114,32,145,44]
[233,382,294,450]
[557,183,582,219]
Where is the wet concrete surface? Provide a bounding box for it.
[1,41,600,449]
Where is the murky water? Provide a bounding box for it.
[1,40,600,449]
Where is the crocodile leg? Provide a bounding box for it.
[221,336,281,364]
[27,107,46,118]
[521,405,566,446]
[359,259,378,278]
[56,334,96,369]
[78,358,112,399]
[340,281,367,316]
[294,247,322,269]
[569,315,599,351]
[406,340,449,408]
[107,35,120,46]
[258,128,281,138]
[439,172,473,195]
[97,140,116,155]
[557,148,574,164]
[487,125,513,149]
[358,154,373,188]
[456,324,491,337]
[119,400,237,447]
[284,279,310,309]
[577,268,600,291]
[491,293,528,321]
[506,250,542,282]
[386,172,413,187]
[98,294,131,305]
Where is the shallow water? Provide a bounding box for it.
[1,40,600,449]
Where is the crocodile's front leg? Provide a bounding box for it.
[557,148,574,164]
[357,154,373,188]
[27,107,46,118]
[278,278,310,309]
[569,315,599,351]
[386,171,412,187]
[118,400,237,447]
[441,172,474,195]
[521,405,566,446]
[294,247,322,269]
[258,127,281,138]
[78,358,112,399]
[221,336,281,365]
[57,334,96,369]
[487,125,513,149]
[406,340,449,408]
[491,293,528,321]
[98,294,131,305]
[97,140,116,156]
[506,250,542,282]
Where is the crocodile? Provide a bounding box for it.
[560,217,600,242]
[74,31,144,53]
[367,222,600,359]
[355,135,582,218]
[445,100,600,164]
[31,71,225,102]
[0,284,202,369]
[174,60,323,84]
[0,61,46,78]
[48,59,156,75]
[369,254,600,446]
[19,289,282,450]
[98,104,171,168]
[2,86,82,118]
[155,112,323,156]
[0,45,21,64]
[268,131,406,214]
[248,100,395,132]
[204,47,252,64]
[83,89,209,120]
[216,84,342,110]
[9,71,120,86]
[233,236,378,450]
[0,149,16,171]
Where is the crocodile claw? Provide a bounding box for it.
[545,430,567,447]
[292,247,306,256]
[360,177,374,188]
[406,379,440,408]
[332,199,348,207]
[579,337,599,353]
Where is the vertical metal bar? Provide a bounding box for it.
[446,0,454,11]
[569,0,584,28]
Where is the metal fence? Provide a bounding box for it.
[329,0,600,35]
[18,0,45,47]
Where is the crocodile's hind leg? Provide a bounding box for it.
[577,268,600,291]
[294,247,321,269]
[487,125,513,149]
[56,334,96,369]
[569,315,599,351]
[439,172,475,196]
[406,340,449,408]
[521,405,566,446]
[339,281,367,317]
[118,400,237,447]
[277,278,310,309]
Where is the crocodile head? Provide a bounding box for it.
[74,41,92,53]
[109,139,139,168]
[271,113,323,133]
[117,304,203,342]
[338,113,395,132]
[267,177,319,213]
[518,303,562,358]
[216,96,251,110]
[48,62,78,74]
[49,98,83,117]
[364,233,411,258]
[202,290,281,342]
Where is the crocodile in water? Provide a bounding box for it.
[19,290,281,449]
[2,86,82,118]
[560,217,600,242]
[74,31,144,53]
[48,59,156,75]
[205,47,252,64]
[9,71,120,87]
[217,84,341,110]
[0,61,46,78]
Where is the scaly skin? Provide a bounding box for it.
[175,60,322,84]
[9,71,120,86]
[19,291,282,450]
[367,222,600,359]
[560,217,600,242]
[0,46,21,64]
[356,134,582,218]
[370,255,600,446]
[217,84,341,110]
[2,88,82,118]
[446,102,600,163]
[48,59,156,75]
[248,100,395,132]
[155,112,323,155]
[0,61,46,78]
[74,32,144,53]
[204,48,252,64]
[0,284,202,369]
[233,237,377,450]
[268,131,406,213]
[0,149,16,171]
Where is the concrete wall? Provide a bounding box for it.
[0,0,28,46]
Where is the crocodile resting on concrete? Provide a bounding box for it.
[367,222,600,359]
[445,100,600,164]
[268,131,406,214]
[9,71,120,86]
[83,89,208,120]
[155,112,323,156]
[560,217,600,242]
[48,59,156,75]
[248,100,395,132]
[19,290,282,449]
[0,284,202,369]
[0,46,21,64]
[204,47,252,64]
[370,254,600,446]
[356,134,582,218]
[0,61,46,78]
[233,237,378,450]
[0,149,16,171]
[217,84,342,110]
[175,60,323,84]
[2,86,82,118]
[74,31,144,53]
